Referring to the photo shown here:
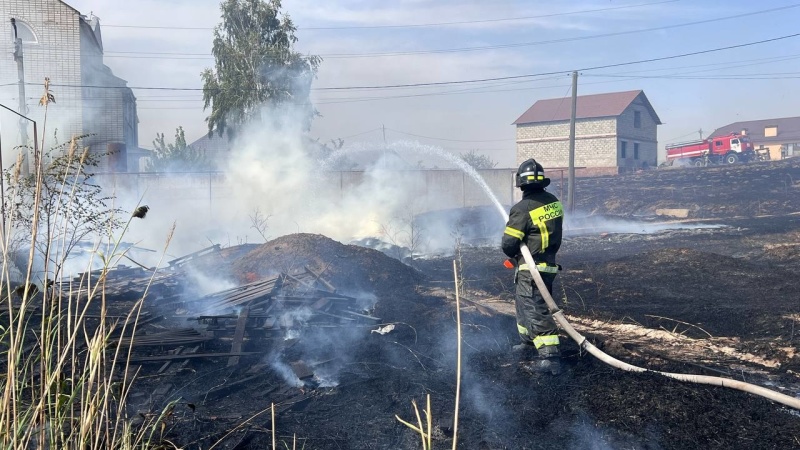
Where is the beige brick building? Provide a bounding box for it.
[0,0,137,171]
[513,90,661,175]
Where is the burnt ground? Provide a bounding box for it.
[26,158,800,449]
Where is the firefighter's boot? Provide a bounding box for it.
[521,345,561,375]
[512,342,537,360]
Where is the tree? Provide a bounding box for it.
[6,136,124,278]
[201,0,322,138]
[460,149,497,169]
[147,126,210,172]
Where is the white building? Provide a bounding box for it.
[0,0,137,171]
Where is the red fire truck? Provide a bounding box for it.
[665,133,754,166]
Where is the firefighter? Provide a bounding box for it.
[502,158,564,374]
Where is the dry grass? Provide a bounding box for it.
[0,80,176,449]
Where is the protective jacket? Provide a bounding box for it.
[502,188,563,267]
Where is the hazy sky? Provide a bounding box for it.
[66,0,800,167]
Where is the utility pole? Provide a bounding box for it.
[11,19,30,175]
[567,71,577,213]
[0,103,38,234]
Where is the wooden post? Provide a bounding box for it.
[567,71,578,213]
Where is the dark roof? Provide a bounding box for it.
[513,90,661,125]
[710,117,800,144]
[189,133,234,154]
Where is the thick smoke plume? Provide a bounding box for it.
[112,105,453,269]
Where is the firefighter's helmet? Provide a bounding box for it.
[515,159,550,189]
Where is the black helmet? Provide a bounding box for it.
[515,159,550,189]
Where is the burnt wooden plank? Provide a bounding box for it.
[227,306,251,367]
[304,265,336,293]
[289,360,314,380]
[263,317,277,329]
[157,346,184,374]
[342,310,382,321]
[311,297,331,310]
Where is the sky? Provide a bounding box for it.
[64,0,800,167]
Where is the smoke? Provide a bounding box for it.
[565,211,725,236]
[185,268,235,297]
[262,291,378,387]
[567,413,663,450]
[108,103,451,266]
[268,354,304,388]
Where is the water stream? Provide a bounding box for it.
[325,140,510,222]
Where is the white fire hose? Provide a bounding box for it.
[518,243,800,410]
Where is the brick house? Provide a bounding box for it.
[513,90,661,175]
[710,117,800,161]
[0,0,138,171]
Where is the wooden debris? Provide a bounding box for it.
[290,361,314,380]
[228,306,251,367]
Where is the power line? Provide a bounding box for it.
[36,68,800,110]
[19,31,800,96]
[316,4,800,58]
[585,72,800,80]
[100,0,679,31]
[334,128,383,140]
[97,4,800,60]
[316,32,800,90]
[386,128,513,143]
[38,53,800,105]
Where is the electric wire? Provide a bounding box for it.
[100,0,679,31]
[315,32,800,90]
[21,31,800,94]
[385,128,513,143]
[37,53,800,107]
[98,4,800,60]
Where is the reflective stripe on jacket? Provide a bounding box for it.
[501,188,564,266]
[518,263,559,273]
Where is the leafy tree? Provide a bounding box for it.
[147,126,210,172]
[201,0,322,138]
[460,149,497,169]
[6,136,124,278]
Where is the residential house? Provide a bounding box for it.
[513,90,661,175]
[710,117,800,161]
[0,0,138,171]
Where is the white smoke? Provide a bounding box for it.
[565,211,725,236]
[109,104,445,264]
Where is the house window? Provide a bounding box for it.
[634,111,641,128]
[634,143,639,160]
[765,126,777,137]
[620,141,627,158]
[10,19,37,43]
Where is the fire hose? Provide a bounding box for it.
[518,243,800,410]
